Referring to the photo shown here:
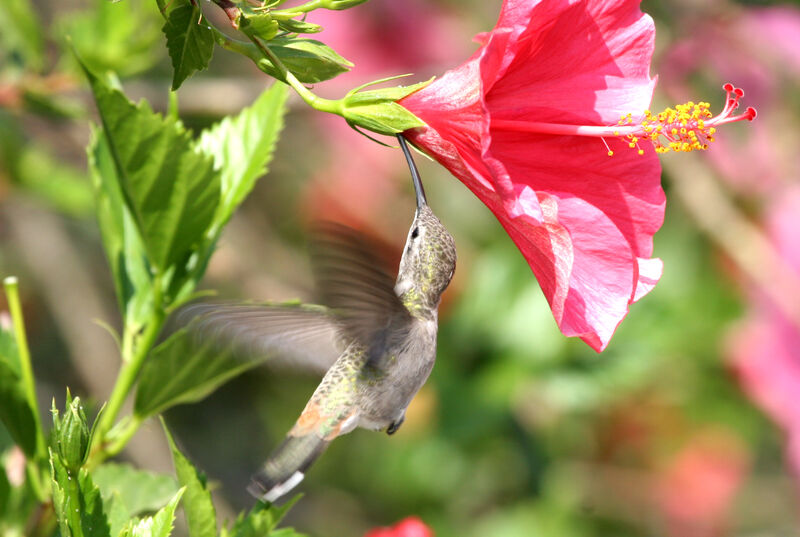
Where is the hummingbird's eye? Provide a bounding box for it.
[411,227,419,239]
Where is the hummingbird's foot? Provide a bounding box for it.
[386,416,405,435]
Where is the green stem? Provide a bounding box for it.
[248,35,341,114]
[66,470,84,537]
[271,0,324,16]
[102,415,143,459]
[3,277,46,459]
[89,276,164,462]
[207,7,341,115]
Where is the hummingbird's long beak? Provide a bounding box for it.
[397,134,427,209]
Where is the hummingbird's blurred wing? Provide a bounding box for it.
[309,223,412,366]
[177,302,344,375]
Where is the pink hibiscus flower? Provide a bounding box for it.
[400,0,754,351]
[730,187,800,484]
[363,517,434,537]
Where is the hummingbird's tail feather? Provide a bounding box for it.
[247,433,330,502]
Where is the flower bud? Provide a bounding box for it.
[55,395,90,471]
[340,76,433,136]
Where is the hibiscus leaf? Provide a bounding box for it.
[82,60,220,274]
[263,37,352,84]
[196,83,288,232]
[49,453,112,537]
[0,359,37,457]
[105,492,132,537]
[88,127,153,327]
[162,422,216,537]
[117,487,185,537]
[134,328,256,418]
[276,18,322,34]
[224,496,303,537]
[92,462,180,517]
[163,0,214,90]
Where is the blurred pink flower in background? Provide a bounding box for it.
[363,517,434,537]
[401,0,665,351]
[655,430,749,537]
[730,187,800,484]
[660,6,800,196]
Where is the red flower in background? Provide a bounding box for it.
[363,517,434,537]
[401,0,753,351]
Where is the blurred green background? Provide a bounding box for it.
[2,0,799,535]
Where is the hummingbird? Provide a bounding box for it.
[184,135,456,502]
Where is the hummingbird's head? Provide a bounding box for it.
[395,205,456,314]
[394,134,456,314]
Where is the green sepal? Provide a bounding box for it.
[340,77,433,135]
[53,392,91,472]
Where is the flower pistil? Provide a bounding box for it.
[492,83,756,156]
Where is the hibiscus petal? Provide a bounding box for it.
[401,0,665,351]
[482,0,657,124]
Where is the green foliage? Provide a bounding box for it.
[0,333,38,458]
[134,328,257,418]
[84,64,220,274]
[221,497,306,537]
[0,0,43,71]
[117,488,185,537]
[195,83,288,232]
[163,0,215,90]
[88,128,155,327]
[275,18,322,35]
[50,452,112,537]
[163,423,217,537]
[261,38,353,84]
[239,7,280,42]
[52,394,91,472]
[62,0,162,78]
[340,77,432,135]
[92,463,180,518]
[0,113,93,218]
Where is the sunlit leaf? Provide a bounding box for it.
[262,37,352,84]
[92,462,179,517]
[88,128,153,327]
[223,496,305,537]
[196,83,288,231]
[105,492,132,537]
[118,487,185,537]
[162,423,216,537]
[163,0,214,90]
[82,62,220,273]
[134,328,256,418]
